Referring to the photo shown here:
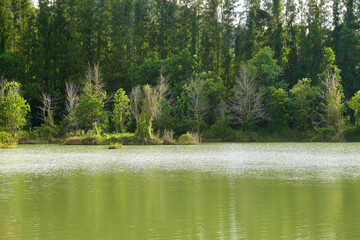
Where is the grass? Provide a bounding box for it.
[108,143,123,149]
[64,133,137,145]
[0,144,16,149]
[18,138,49,144]
[64,136,101,145]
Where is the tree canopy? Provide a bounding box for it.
[0,0,359,141]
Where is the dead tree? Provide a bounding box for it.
[39,93,56,127]
[129,73,170,140]
[230,65,265,127]
[185,76,208,132]
[65,82,79,128]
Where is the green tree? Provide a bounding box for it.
[0,52,25,80]
[133,0,150,63]
[336,26,359,97]
[331,0,341,54]
[301,0,327,82]
[201,71,226,125]
[134,52,163,86]
[113,88,131,133]
[109,0,135,91]
[319,47,341,81]
[344,0,358,29]
[266,87,290,130]
[10,0,34,53]
[289,78,318,130]
[0,81,30,136]
[270,0,284,63]
[243,0,261,61]
[176,1,199,55]
[0,0,11,54]
[200,0,221,72]
[153,0,178,58]
[165,48,203,96]
[248,46,283,87]
[283,0,299,86]
[75,65,108,131]
[348,90,360,127]
[221,0,236,86]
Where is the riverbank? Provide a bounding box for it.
[16,131,201,146]
[11,127,360,147]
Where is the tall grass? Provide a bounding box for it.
[162,129,174,145]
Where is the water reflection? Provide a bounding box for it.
[1,144,360,239]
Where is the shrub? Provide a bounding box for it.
[204,118,238,141]
[0,132,17,148]
[311,126,342,142]
[343,125,360,141]
[178,132,201,145]
[38,125,56,140]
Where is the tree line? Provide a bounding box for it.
[0,0,359,141]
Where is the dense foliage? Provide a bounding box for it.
[0,0,360,141]
[0,81,30,136]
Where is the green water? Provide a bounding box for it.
[1,143,360,239]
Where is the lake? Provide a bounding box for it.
[1,143,360,239]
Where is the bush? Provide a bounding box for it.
[311,126,342,142]
[204,118,238,141]
[178,132,200,145]
[344,125,360,142]
[0,132,17,148]
[38,125,57,140]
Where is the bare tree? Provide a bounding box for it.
[318,70,343,130]
[39,93,56,126]
[65,82,79,113]
[185,76,208,132]
[129,73,171,140]
[83,63,105,95]
[93,63,105,95]
[230,65,265,126]
[130,84,156,140]
[65,82,79,128]
[153,71,171,118]
[156,70,170,101]
[130,85,142,122]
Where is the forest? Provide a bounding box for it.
[0,0,360,145]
